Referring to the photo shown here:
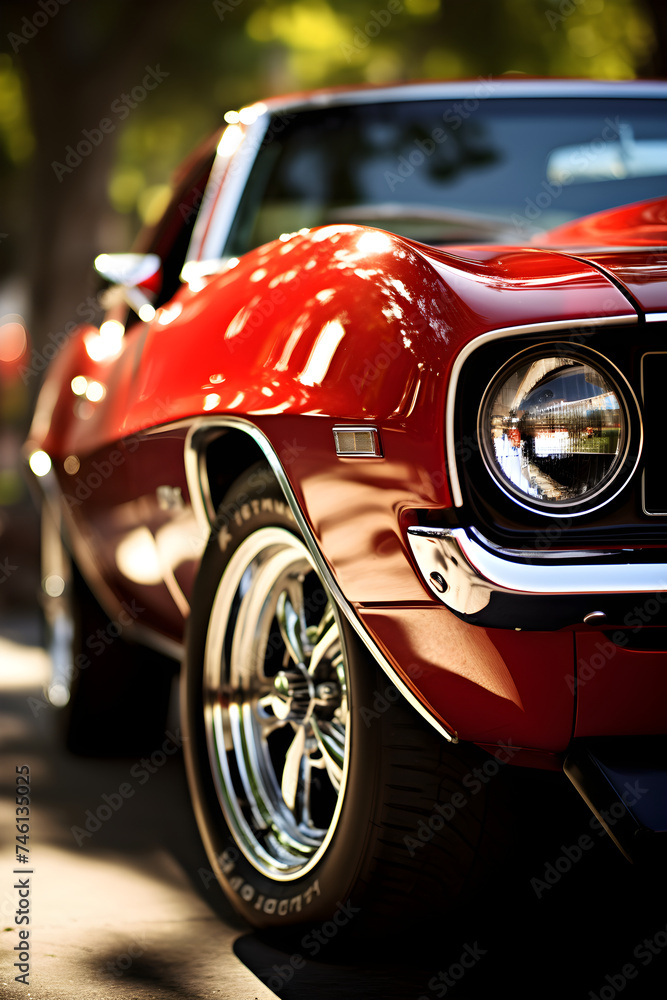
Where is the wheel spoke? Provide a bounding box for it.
[254,694,287,736]
[281,724,306,811]
[276,588,307,667]
[310,718,345,790]
[229,703,272,831]
[314,599,335,641]
[308,615,340,678]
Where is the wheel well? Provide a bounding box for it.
[191,422,456,745]
[202,427,268,514]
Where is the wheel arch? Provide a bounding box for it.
[184,415,458,744]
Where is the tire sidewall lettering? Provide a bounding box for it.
[215,494,295,556]
[226,874,322,916]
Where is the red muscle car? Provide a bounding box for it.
[27,78,667,931]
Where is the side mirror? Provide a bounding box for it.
[94,253,163,321]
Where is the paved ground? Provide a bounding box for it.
[0,615,277,1000]
[1,613,667,1000]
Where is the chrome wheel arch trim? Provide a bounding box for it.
[444,313,639,509]
[184,416,458,743]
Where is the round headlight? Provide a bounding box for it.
[480,352,630,511]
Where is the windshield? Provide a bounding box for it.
[223,97,667,253]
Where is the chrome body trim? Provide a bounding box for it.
[444,314,638,509]
[646,312,667,323]
[185,416,457,742]
[40,498,75,706]
[260,79,667,116]
[185,115,271,266]
[407,525,667,614]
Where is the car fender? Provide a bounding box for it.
[29,225,639,752]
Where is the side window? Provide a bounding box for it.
[98,134,219,331]
[136,140,218,307]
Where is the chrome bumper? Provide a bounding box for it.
[407,526,667,630]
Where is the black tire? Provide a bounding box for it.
[182,462,506,932]
[62,564,177,756]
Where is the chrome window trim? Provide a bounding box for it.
[444,313,638,509]
[261,80,667,116]
[184,115,271,267]
[184,416,457,743]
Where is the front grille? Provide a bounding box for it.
[641,350,667,516]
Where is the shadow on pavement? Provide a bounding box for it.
[234,769,667,1000]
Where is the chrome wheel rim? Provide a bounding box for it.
[203,527,349,880]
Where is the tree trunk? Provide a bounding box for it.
[640,0,667,76]
[7,0,179,398]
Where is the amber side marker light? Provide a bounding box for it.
[333,426,382,457]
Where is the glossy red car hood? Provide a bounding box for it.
[535,196,667,316]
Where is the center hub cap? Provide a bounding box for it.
[271,667,313,721]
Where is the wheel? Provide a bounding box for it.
[183,462,505,932]
[52,561,176,757]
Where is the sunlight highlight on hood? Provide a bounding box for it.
[356,230,394,255]
[298,319,346,387]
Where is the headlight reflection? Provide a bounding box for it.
[481,354,627,508]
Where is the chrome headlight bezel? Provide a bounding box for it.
[477,343,640,517]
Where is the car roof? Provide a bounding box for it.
[246,77,667,116]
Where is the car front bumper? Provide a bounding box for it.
[408,525,667,631]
